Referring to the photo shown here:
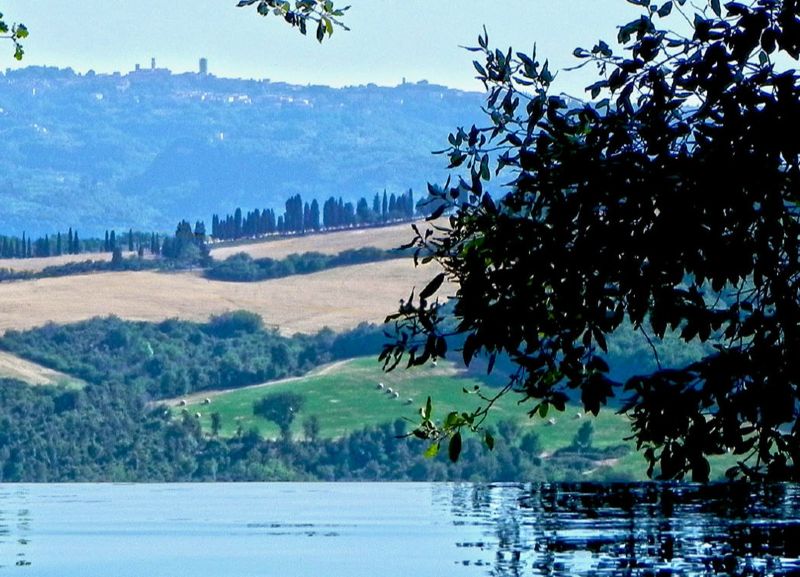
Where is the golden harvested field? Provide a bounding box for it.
[0,350,81,386]
[0,259,451,335]
[209,221,423,261]
[0,251,115,272]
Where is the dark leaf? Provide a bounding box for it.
[448,432,462,462]
[419,273,445,301]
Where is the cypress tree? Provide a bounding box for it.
[234,207,243,238]
[303,202,311,232]
[310,199,320,231]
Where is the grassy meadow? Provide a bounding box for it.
[172,356,655,480]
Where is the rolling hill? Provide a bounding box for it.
[0,67,483,236]
[0,222,449,335]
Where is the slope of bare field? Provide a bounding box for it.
[0,259,451,335]
[209,221,428,261]
[0,251,137,273]
[0,350,81,386]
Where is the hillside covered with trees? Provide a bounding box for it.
[0,66,481,236]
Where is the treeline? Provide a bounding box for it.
[0,314,387,399]
[211,190,416,241]
[0,228,89,259]
[0,227,162,260]
[0,189,421,262]
[0,377,630,482]
[205,247,407,282]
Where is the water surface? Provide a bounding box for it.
[0,483,797,576]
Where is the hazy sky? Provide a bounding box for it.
[3,1,640,94]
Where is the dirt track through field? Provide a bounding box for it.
[0,259,451,335]
[163,360,350,407]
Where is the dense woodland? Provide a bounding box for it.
[0,314,387,399]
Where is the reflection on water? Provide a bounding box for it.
[446,483,800,576]
[0,483,796,576]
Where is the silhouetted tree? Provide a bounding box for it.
[384,0,800,481]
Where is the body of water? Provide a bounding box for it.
[0,482,797,576]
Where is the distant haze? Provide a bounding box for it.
[0,68,483,236]
[3,1,641,94]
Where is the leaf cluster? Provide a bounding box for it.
[236,0,349,42]
[384,0,800,481]
[0,12,27,60]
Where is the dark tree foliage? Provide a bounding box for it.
[383,0,800,481]
[253,392,306,441]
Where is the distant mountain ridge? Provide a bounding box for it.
[0,66,485,236]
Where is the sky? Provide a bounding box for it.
[2,1,641,95]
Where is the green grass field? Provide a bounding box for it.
[174,357,654,473]
[174,356,749,481]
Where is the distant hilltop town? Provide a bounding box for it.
[0,63,486,237]
[133,57,209,77]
